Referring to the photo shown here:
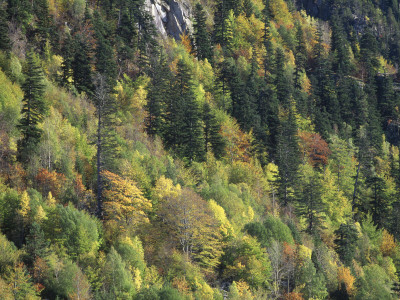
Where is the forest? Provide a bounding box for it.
[1,0,400,298]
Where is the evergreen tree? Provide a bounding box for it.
[72,34,94,95]
[0,3,10,53]
[296,169,325,234]
[94,12,118,88]
[60,33,74,88]
[213,0,236,48]
[145,51,171,136]
[334,223,358,266]
[33,0,53,55]
[93,74,120,219]
[6,0,31,28]
[365,176,389,228]
[275,48,292,108]
[277,107,300,206]
[193,3,213,63]
[24,222,49,264]
[330,12,352,76]
[262,0,274,80]
[294,22,307,90]
[164,59,205,162]
[203,102,225,159]
[17,52,47,164]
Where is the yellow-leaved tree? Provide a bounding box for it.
[102,170,152,232]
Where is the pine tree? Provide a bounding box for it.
[145,51,171,136]
[33,0,52,55]
[262,0,274,81]
[365,176,389,228]
[294,22,307,90]
[94,12,118,88]
[60,33,74,88]
[17,51,47,164]
[277,107,300,206]
[296,169,325,234]
[334,223,358,266]
[275,48,292,108]
[93,74,120,219]
[193,3,213,63]
[203,102,225,159]
[164,59,205,162]
[0,3,10,53]
[72,35,94,95]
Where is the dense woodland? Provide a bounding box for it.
[2,0,400,298]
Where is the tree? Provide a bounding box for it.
[102,170,152,230]
[365,176,389,228]
[101,247,135,299]
[276,107,300,206]
[203,102,225,159]
[6,263,40,300]
[294,22,307,90]
[93,11,117,88]
[0,3,10,53]
[17,51,47,165]
[159,188,223,271]
[334,223,358,266]
[164,59,205,162]
[296,165,325,234]
[72,34,94,95]
[145,51,171,137]
[193,3,213,62]
[93,74,120,218]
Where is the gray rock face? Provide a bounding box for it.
[145,0,193,40]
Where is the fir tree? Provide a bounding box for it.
[277,107,300,206]
[0,3,10,53]
[164,59,205,162]
[203,102,225,159]
[365,176,389,228]
[294,22,307,90]
[93,74,120,219]
[72,35,94,95]
[60,33,74,88]
[94,12,118,88]
[145,51,171,136]
[193,3,213,63]
[17,52,47,164]
[275,48,292,108]
[334,223,358,266]
[296,170,325,234]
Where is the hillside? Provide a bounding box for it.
[1,0,400,299]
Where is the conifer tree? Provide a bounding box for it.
[17,52,47,164]
[60,33,74,88]
[275,48,291,108]
[193,3,213,63]
[277,107,300,206]
[33,0,52,54]
[294,22,307,90]
[334,223,358,266]
[93,74,120,218]
[0,3,10,53]
[72,35,94,95]
[94,12,117,88]
[145,51,171,136]
[366,176,389,228]
[296,169,325,234]
[203,102,225,159]
[164,59,205,162]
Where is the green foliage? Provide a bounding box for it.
[17,51,47,164]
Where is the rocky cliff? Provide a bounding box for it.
[145,0,193,40]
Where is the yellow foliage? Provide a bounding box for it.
[337,266,356,296]
[102,170,152,229]
[153,175,181,204]
[208,200,235,237]
[380,230,397,257]
[172,276,190,294]
[235,280,253,299]
[34,205,47,223]
[46,192,56,207]
[270,0,294,28]
[297,245,312,263]
[18,191,30,220]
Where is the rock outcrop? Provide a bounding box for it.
[145,0,193,40]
